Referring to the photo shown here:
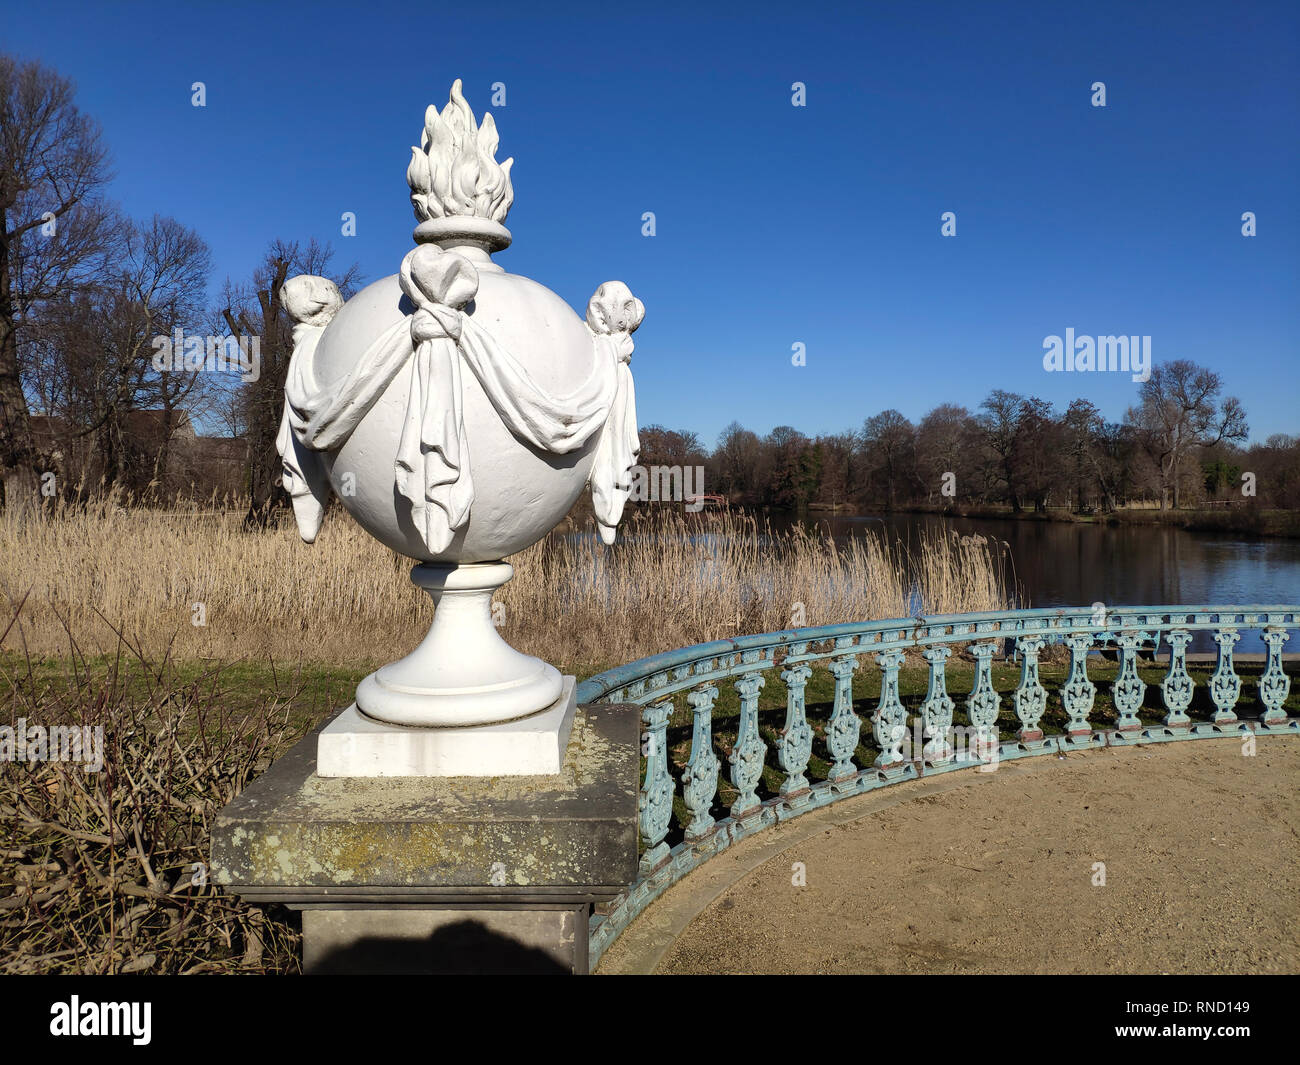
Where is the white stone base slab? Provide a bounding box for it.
[317,676,576,778]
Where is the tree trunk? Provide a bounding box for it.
[0,206,40,515]
[235,260,291,531]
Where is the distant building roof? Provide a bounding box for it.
[124,409,196,439]
[29,409,196,441]
[197,436,249,462]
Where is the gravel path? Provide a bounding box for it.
[599,737,1300,975]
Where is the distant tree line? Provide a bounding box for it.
[640,367,1298,513]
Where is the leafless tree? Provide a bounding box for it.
[0,54,111,511]
[976,390,1025,511]
[1126,359,1248,509]
[709,420,761,503]
[33,213,211,496]
[218,238,360,528]
[914,403,971,505]
[812,432,856,508]
[1013,396,1060,512]
[859,409,917,510]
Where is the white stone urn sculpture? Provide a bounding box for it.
[274,81,642,775]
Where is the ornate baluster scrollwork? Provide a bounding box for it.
[777,663,814,795]
[1160,629,1194,727]
[1012,635,1047,743]
[826,655,861,781]
[729,672,767,818]
[1209,628,1242,724]
[966,642,1001,758]
[1258,627,1292,726]
[872,649,908,767]
[920,646,955,764]
[1061,633,1097,737]
[1112,631,1150,731]
[681,685,720,839]
[638,698,674,874]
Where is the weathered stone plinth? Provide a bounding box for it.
[212,701,638,974]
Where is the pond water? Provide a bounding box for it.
[780,511,1300,655]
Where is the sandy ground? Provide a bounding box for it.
[601,737,1300,975]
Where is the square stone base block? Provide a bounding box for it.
[212,700,639,974]
[317,676,576,777]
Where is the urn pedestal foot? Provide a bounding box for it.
[356,560,562,728]
[319,677,576,777]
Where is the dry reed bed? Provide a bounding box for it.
[0,502,1010,671]
[0,502,1009,974]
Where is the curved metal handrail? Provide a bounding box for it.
[578,605,1300,705]
[581,604,1299,969]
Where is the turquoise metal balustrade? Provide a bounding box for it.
[577,605,1300,969]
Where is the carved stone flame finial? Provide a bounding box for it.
[406,79,515,225]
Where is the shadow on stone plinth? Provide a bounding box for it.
[212,702,639,975]
[306,914,575,975]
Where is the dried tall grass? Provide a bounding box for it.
[912,530,1013,618]
[0,501,1009,974]
[0,499,1010,673]
[0,638,305,974]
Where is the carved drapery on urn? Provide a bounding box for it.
[276,249,641,556]
[586,283,644,544]
[275,275,343,544]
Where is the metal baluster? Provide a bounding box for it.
[872,649,907,766]
[1258,627,1291,726]
[967,641,1001,759]
[1209,628,1242,724]
[681,685,720,839]
[729,672,767,818]
[1112,631,1149,732]
[638,698,674,874]
[826,655,861,781]
[777,663,813,795]
[1061,633,1097,738]
[920,646,955,764]
[1160,629,1194,727]
[1012,635,1047,743]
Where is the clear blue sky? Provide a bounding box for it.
[4,0,1297,445]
